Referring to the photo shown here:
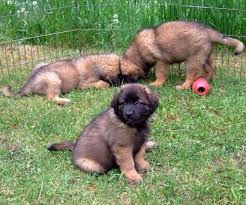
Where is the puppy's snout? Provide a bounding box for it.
[124,105,135,118]
[125,108,134,117]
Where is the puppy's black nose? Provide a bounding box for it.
[125,109,133,117]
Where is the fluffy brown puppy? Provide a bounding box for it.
[120,20,244,89]
[0,53,121,105]
[48,83,159,184]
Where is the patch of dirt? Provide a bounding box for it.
[120,192,131,204]
[0,135,19,152]
[166,114,178,121]
[0,43,80,73]
[212,157,223,166]
[83,183,97,192]
[233,151,246,169]
[0,43,245,73]
[1,44,41,67]
[68,179,76,184]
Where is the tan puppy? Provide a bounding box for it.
[120,21,244,89]
[48,84,159,184]
[1,53,121,105]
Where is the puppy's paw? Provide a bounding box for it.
[149,81,163,87]
[136,161,150,174]
[127,176,143,185]
[125,170,143,185]
[175,85,190,90]
[145,140,158,152]
[63,98,72,104]
[57,98,72,106]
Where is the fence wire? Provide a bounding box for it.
[0,0,245,84]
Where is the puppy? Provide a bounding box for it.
[120,20,244,89]
[48,83,159,184]
[0,53,121,105]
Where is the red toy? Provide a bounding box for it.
[192,77,210,96]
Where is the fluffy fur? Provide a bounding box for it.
[48,83,159,184]
[120,20,244,89]
[0,53,121,105]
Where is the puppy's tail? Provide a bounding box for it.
[0,84,31,98]
[206,29,244,55]
[0,63,49,98]
[48,141,74,151]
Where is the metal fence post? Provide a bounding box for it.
[75,0,82,53]
[178,0,182,20]
[75,0,79,26]
[160,0,164,21]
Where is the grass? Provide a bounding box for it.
[0,74,245,204]
[0,0,245,49]
[0,1,245,204]
[0,0,245,82]
[0,43,245,86]
[1,0,245,83]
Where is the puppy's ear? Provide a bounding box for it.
[148,92,159,114]
[143,86,159,114]
[111,92,120,114]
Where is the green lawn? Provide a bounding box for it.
[0,0,245,204]
[0,75,245,204]
[1,0,245,48]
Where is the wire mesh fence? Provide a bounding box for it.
[0,0,245,85]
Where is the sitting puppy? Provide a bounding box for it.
[48,83,159,184]
[0,53,121,105]
[120,20,244,89]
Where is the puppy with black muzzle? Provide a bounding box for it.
[48,83,159,184]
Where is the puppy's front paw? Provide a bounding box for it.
[145,140,158,152]
[127,176,143,185]
[125,170,143,185]
[57,98,72,106]
[136,161,150,173]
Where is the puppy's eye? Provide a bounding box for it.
[119,100,126,105]
[134,100,143,105]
